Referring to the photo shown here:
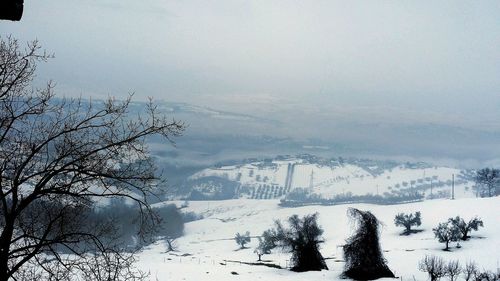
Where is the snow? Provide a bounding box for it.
[190,159,475,199]
[141,197,500,280]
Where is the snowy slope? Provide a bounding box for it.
[189,157,475,199]
[140,197,500,281]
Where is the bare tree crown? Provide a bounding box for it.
[0,36,185,280]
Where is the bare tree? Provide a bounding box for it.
[445,260,461,281]
[0,36,185,279]
[463,261,478,281]
[419,255,446,281]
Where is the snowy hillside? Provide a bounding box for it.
[188,156,475,200]
[140,197,500,280]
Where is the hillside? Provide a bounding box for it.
[139,197,500,280]
[186,156,475,201]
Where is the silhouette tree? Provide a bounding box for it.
[394,211,422,235]
[0,36,185,280]
[343,208,395,280]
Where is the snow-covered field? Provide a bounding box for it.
[141,197,500,280]
[190,159,474,199]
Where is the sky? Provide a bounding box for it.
[1,1,500,165]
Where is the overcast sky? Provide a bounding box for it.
[2,1,499,131]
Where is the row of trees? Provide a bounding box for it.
[280,188,424,207]
[419,255,499,281]
[393,211,484,250]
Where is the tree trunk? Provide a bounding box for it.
[166,240,174,252]
[462,230,469,240]
[0,219,14,280]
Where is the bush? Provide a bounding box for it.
[394,211,422,234]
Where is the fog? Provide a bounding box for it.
[2,0,499,166]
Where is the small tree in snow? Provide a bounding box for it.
[254,234,275,261]
[449,216,484,240]
[445,260,461,281]
[394,211,422,234]
[235,231,251,249]
[419,255,446,281]
[433,222,461,251]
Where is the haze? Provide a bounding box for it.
[2,1,499,166]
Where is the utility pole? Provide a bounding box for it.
[309,169,314,192]
[451,174,455,200]
[430,179,433,199]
